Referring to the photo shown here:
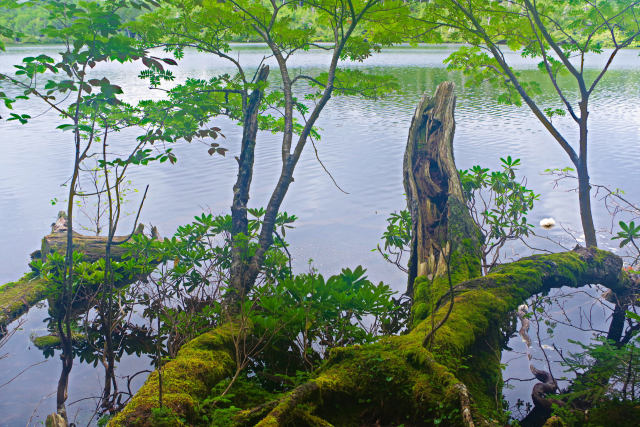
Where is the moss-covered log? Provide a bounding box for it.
[112,83,633,426]
[0,213,155,328]
[111,248,628,426]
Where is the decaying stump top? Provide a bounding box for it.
[403,81,483,296]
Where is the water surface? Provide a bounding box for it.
[0,44,638,425]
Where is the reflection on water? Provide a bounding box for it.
[502,285,615,421]
[0,45,639,425]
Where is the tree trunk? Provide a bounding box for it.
[55,318,73,421]
[228,65,270,308]
[403,81,483,322]
[577,162,597,248]
[577,100,597,248]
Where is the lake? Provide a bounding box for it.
[0,44,639,425]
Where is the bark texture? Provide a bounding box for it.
[39,230,129,264]
[403,82,483,324]
[404,81,472,290]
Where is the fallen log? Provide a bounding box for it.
[34,211,157,263]
[0,212,157,329]
[110,83,633,426]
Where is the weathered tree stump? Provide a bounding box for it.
[403,81,483,325]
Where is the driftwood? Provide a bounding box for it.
[33,211,158,263]
[111,83,633,427]
[0,212,156,328]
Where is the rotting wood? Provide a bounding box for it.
[403,81,483,298]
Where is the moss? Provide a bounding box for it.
[548,400,640,427]
[109,324,238,426]
[32,334,61,349]
[197,375,281,426]
[410,199,484,327]
[296,341,469,426]
[0,273,48,326]
[31,332,85,349]
[582,400,640,427]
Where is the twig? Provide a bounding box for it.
[0,359,49,389]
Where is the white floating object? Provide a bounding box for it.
[540,217,556,229]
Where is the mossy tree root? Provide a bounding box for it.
[109,323,237,426]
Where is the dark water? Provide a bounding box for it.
[0,44,638,425]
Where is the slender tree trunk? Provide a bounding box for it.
[607,301,627,343]
[101,241,117,411]
[577,156,597,248]
[56,318,73,421]
[57,157,80,420]
[578,103,597,248]
[228,65,270,308]
[242,76,338,294]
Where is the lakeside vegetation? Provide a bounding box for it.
[1,1,640,426]
[3,1,639,48]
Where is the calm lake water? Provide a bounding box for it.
[0,44,638,425]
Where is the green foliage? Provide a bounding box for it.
[97,413,112,427]
[553,335,640,423]
[149,406,183,426]
[0,0,191,138]
[127,0,405,141]
[376,209,411,274]
[424,0,640,108]
[422,1,638,247]
[459,156,538,272]
[0,0,45,48]
[197,376,278,426]
[613,220,640,249]
[378,157,537,275]
[254,265,398,370]
[308,69,399,100]
[121,210,296,360]
[444,45,540,107]
[128,209,296,283]
[0,0,153,46]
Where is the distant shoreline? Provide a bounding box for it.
[4,40,638,50]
